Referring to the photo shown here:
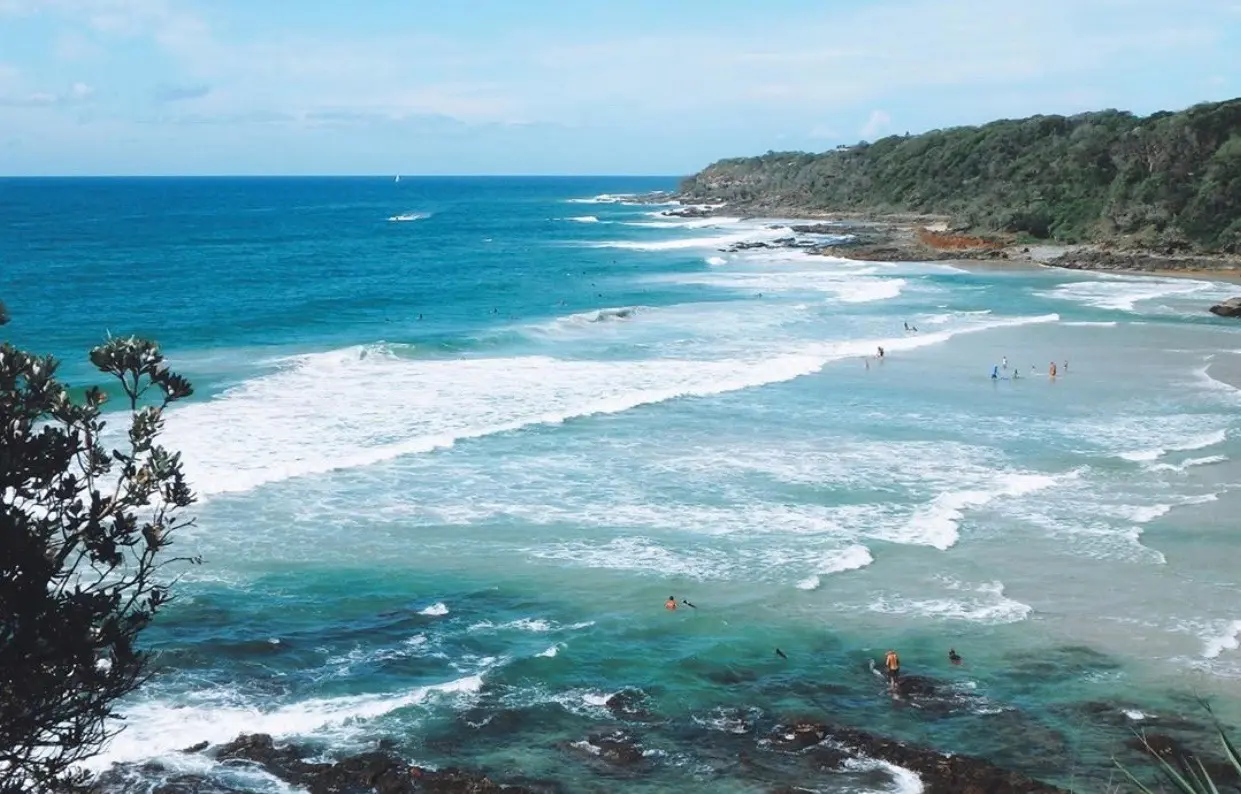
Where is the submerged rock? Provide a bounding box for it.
[767,721,1068,793]
[1209,297,1241,317]
[566,729,645,766]
[605,688,655,720]
[204,733,534,793]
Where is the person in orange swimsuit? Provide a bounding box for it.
[884,649,901,691]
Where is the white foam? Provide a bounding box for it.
[418,602,449,616]
[1119,429,1227,463]
[796,575,821,591]
[901,472,1061,550]
[1203,620,1241,659]
[625,216,743,229]
[843,757,925,794]
[85,673,485,772]
[1115,504,1173,524]
[705,256,727,266]
[1124,709,1148,721]
[468,618,591,634]
[565,193,679,206]
[537,645,559,658]
[1063,321,1119,327]
[387,212,428,222]
[1041,277,1231,313]
[164,348,830,496]
[867,580,1031,625]
[820,544,874,574]
[567,215,600,223]
[591,225,789,252]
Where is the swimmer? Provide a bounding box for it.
[1012,368,1020,380]
[948,648,962,665]
[884,650,901,692]
[775,648,788,660]
[1063,360,1069,372]
[904,322,910,331]
[665,596,677,611]
[877,346,885,359]
[865,357,870,370]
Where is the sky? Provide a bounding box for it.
[0,0,1238,175]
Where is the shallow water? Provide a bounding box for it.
[4,177,1241,792]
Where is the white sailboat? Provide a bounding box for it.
[394,174,401,183]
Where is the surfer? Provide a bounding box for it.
[884,650,901,692]
[877,346,885,360]
[665,596,677,611]
[948,649,962,665]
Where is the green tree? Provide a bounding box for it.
[0,306,197,792]
[678,98,1241,251]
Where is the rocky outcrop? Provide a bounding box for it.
[768,720,1068,794]
[1209,297,1241,317]
[565,730,645,766]
[1050,248,1241,273]
[93,733,538,794]
[789,223,841,234]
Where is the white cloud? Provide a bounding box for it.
[860,110,891,139]
[0,81,94,107]
[10,0,1228,128]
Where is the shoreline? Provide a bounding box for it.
[647,195,1241,283]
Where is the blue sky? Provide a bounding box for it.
[0,0,1238,175]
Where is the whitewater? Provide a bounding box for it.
[4,176,1241,792]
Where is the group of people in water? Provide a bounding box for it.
[990,356,1068,381]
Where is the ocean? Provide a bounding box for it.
[3,176,1241,793]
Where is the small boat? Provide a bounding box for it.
[394,174,401,183]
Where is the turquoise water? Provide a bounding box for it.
[5,177,1241,792]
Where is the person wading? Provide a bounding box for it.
[884,649,901,692]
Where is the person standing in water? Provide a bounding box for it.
[877,346,885,360]
[991,365,999,380]
[1001,356,1008,370]
[665,596,677,611]
[1049,361,1058,378]
[884,650,901,692]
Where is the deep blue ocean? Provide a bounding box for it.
[4,177,1241,793]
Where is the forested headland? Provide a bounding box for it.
[679,98,1241,253]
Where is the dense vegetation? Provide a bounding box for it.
[1,304,197,792]
[680,98,1241,252]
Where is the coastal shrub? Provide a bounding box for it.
[1118,725,1241,793]
[679,98,1241,252]
[0,307,197,792]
